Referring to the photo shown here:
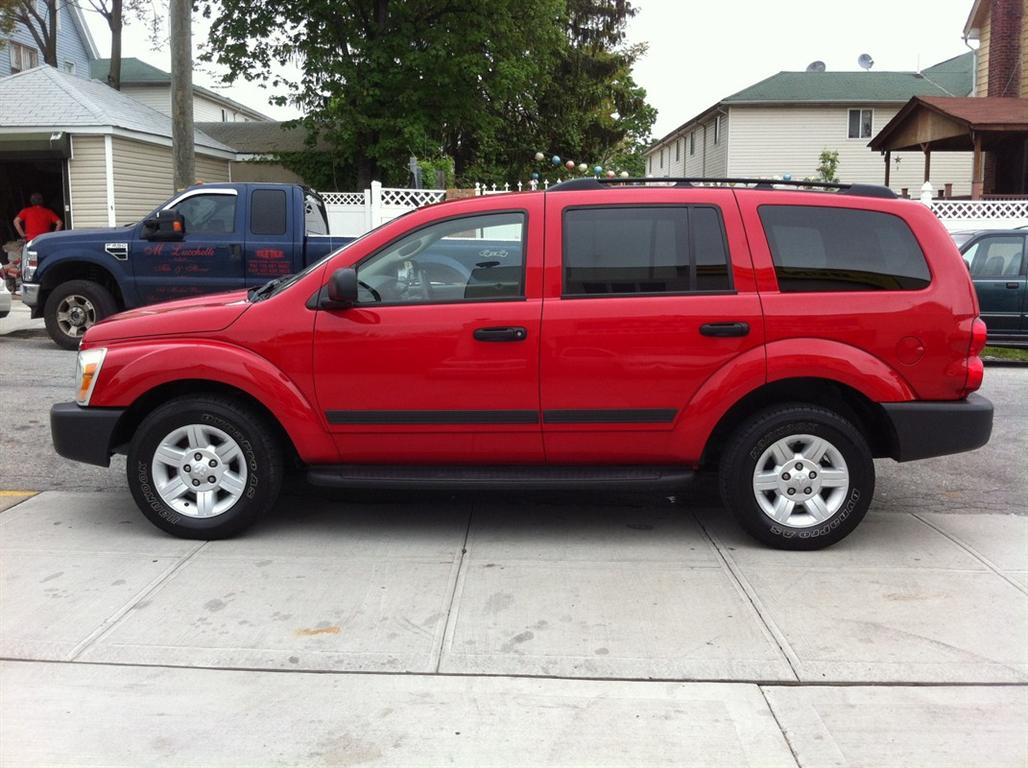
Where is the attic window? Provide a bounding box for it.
[848,108,873,139]
[9,42,39,73]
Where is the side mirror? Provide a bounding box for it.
[142,210,186,241]
[325,267,358,308]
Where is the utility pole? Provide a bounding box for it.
[170,0,195,190]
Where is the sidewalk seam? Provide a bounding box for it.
[911,513,1028,596]
[432,506,474,674]
[758,685,803,768]
[66,541,210,661]
[692,511,802,682]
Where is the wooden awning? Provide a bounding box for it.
[869,96,1028,152]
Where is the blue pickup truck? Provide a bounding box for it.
[22,183,352,348]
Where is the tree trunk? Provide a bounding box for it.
[108,0,123,90]
[169,0,195,189]
[44,0,58,66]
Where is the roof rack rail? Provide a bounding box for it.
[547,177,898,199]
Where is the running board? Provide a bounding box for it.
[306,465,694,491]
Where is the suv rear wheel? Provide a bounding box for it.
[127,396,283,539]
[44,279,117,350]
[719,404,873,550]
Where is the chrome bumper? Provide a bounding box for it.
[21,282,39,307]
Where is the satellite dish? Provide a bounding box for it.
[858,53,874,70]
[806,60,826,72]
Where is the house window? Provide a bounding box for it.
[648,155,653,173]
[848,108,873,139]
[221,109,228,122]
[659,149,664,169]
[713,115,722,145]
[675,140,680,162]
[690,132,695,155]
[63,61,75,74]
[9,42,39,73]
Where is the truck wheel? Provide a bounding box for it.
[127,396,283,539]
[719,404,874,550]
[44,280,118,350]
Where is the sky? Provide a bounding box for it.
[83,0,977,133]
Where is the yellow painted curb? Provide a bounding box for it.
[0,491,37,497]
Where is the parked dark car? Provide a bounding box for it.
[957,230,1028,348]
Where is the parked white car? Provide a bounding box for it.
[0,279,11,319]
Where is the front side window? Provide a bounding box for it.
[967,236,1025,278]
[759,205,931,292]
[170,194,237,234]
[848,108,873,139]
[356,212,525,305]
[563,206,732,297]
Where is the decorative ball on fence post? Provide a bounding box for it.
[593,165,603,175]
[565,160,575,170]
[534,152,545,162]
[605,170,616,177]
[577,163,587,173]
[783,174,792,181]
[551,155,561,166]
[530,172,540,180]
[619,171,630,178]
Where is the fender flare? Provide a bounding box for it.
[675,339,914,460]
[94,340,338,463]
[37,255,133,306]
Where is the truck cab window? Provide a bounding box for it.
[170,194,237,235]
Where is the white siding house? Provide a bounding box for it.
[646,53,975,196]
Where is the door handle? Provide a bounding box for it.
[474,326,527,342]
[229,244,242,261]
[1006,282,1020,289]
[700,322,750,337]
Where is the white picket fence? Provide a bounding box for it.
[321,181,445,237]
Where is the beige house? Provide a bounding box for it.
[90,58,271,123]
[0,65,234,232]
[646,53,975,196]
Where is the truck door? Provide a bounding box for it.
[539,187,764,463]
[244,186,298,285]
[963,233,1026,334]
[312,198,545,463]
[133,187,245,304]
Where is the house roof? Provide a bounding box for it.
[869,96,1028,151]
[723,53,974,104]
[650,52,974,150]
[90,58,273,121]
[195,121,320,154]
[0,66,233,154]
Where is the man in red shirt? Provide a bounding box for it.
[14,193,63,241]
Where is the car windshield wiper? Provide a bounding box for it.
[248,277,286,302]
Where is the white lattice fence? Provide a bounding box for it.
[380,188,445,207]
[320,182,446,236]
[930,199,1028,231]
[321,191,366,206]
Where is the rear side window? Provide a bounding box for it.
[563,206,732,296]
[759,205,930,292]
[251,189,287,236]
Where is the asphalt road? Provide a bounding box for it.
[1,326,1025,515]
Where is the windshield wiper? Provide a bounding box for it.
[247,277,286,302]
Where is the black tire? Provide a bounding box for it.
[718,404,874,550]
[44,279,118,350]
[127,396,283,539]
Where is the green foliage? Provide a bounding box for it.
[816,149,840,183]
[198,0,655,188]
[417,155,455,189]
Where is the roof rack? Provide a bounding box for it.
[547,177,898,199]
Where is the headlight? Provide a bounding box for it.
[22,243,37,282]
[75,347,107,406]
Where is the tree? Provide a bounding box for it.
[1,0,59,66]
[198,0,654,188]
[816,149,840,183]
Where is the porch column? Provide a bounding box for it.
[884,151,892,187]
[971,134,984,200]
[921,143,931,183]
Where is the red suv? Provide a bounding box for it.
[51,178,992,549]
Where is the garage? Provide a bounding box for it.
[0,134,70,242]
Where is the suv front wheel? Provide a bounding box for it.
[127,395,283,539]
[719,404,874,550]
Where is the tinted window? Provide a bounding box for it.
[759,205,930,292]
[251,189,287,235]
[563,206,731,296]
[171,194,237,235]
[357,212,525,305]
[968,235,1024,278]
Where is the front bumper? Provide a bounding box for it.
[50,402,126,467]
[882,393,993,462]
[21,282,39,307]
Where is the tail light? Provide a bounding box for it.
[961,318,988,396]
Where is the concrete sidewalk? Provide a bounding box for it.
[1,491,1026,766]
